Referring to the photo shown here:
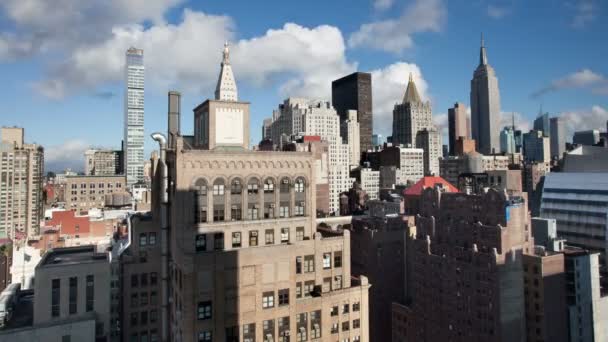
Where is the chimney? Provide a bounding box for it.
[167,91,181,149]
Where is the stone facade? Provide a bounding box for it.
[64,175,127,215]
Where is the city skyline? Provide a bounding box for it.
[0,0,607,171]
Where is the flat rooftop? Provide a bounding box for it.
[38,245,108,267]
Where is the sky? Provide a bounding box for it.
[0,0,606,172]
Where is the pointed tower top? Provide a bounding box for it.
[215,42,238,101]
[403,73,422,104]
[479,33,488,66]
[222,41,230,65]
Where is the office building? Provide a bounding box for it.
[124,47,145,188]
[0,127,44,240]
[391,74,434,147]
[138,44,371,342]
[262,118,272,141]
[447,102,469,155]
[523,161,550,216]
[332,72,373,152]
[372,134,385,148]
[454,136,476,156]
[415,128,441,176]
[550,116,566,158]
[562,145,608,172]
[523,130,551,163]
[500,126,516,154]
[439,151,509,185]
[574,130,601,146]
[470,36,501,154]
[65,175,127,215]
[533,111,550,137]
[342,110,361,168]
[396,187,531,341]
[84,149,124,176]
[360,168,380,200]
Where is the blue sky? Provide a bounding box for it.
[0,0,606,172]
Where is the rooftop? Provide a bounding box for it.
[403,176,458,196]
[38,245,108,268]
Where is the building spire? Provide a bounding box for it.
[215,42,238,101]
[403,72,422,104]
[222,41,230,65]
[479,32,488,66]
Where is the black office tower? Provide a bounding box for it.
[332,72,373,152]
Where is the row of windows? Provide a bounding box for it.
[70,182,122,189]
[194,178,306,195]
[195,227,308,252]
[131,272,158,288]
[51,275,95,317]
[296,252,342,274]
[130,309,158,327]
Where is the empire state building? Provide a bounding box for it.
[470,35,501,155]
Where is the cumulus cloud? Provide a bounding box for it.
[44,139,90,172]
[348,0,446,53]
[560,105,607,138]
[532,69,607,98]
[500,112,531,132]
[373,0,394,11]
[370,62,430,135]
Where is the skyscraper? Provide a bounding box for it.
[550,116,565,158]
[392,74,434,146]
[533,110,550,137]
[124,47,145,188]
[416,128,442,176]
[470,35,501,155]
[342,109,361,167]
[0,127,43,240]
[447,102,469,155]
[500,126,516,154]
[332,72,373,152]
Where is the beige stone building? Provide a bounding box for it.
[135,43,371,342]
[65,175,127,214]
[0,127,44,240]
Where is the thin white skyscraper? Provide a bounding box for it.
[470,35,501,155]
[124,47,145,188]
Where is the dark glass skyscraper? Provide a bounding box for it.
[332,72,373,152]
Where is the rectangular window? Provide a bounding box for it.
[243,323,256,342]
[198,331,212,342]
[278,289,289,306]
[197,301,212,320]
[262,291,275,309]
[247,183,258,194]
[263,319,275,342]
[304,255,315,273]
[323,253,331,269]
[86,275,94,312]
[265,229,274,245]
[52,278,60,317]
[232,232,242,248]
[213,209,225,221]
[131,293,138,308]
[140,292,148,306]
[296,282,302,299]
[342,321,350,331]
[334,275,343,290]
[139,233,147,246]
[213,184,225,195]
[331,306,339,316]
[353,302,360,312]
[150,272,158,286]
[69,277,77,314]
[195,234,206,252]
[353,319,360,329]
[304,281,315,298]
[249,230,258,246]
[214,233,224,250]
[264,204,274,219]
[296,256,302,274]
[150,309,158,323]
[331,323,339,334]
[294,204,304,216]
[279,206,289,218]
[231,206,242,221]
[323,277,332,293]
[280,228,289,243]
[141,273,148,287]
[247,207,259,220]
[343,303,350,314]
[131,274,138,287]
[149,232,157,245]
[296,227,305,241]
[334,251,342,268]
[150,291,158,305]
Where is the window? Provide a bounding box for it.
[342,321,350,331]
[140,332,148,342]
[86,275,94,312]
[140,233,147,246]
[278,317,290,341]
[263,291,275,309]
[304,255,315,273]
[150,330,158,342]
[150,291,158,305]
[353,319,360,329]
[331,306,339,316]
[232,232,242,248]
[331,323,339,334]
[304,281,315,297]
[150,272,158,286]
[231,206,242,221]
[248,183,259,194]
[213,184,225,195]
[295,179,305,192]
[343,303,350,314]
[69,277,77,314]
[197,301,212,320]
[243,323,256,342]
[279,206,289,218]
[213,208,225,221]
[334,276,343,290]
[131,293,138,308]
[296,313,307,342]
[196,205,208,223]
[323,253,331,269]
[278,289,289,306]
[214,233,224,250]
[195,234,206,252]
[248,207,259,220]
[149,232,157,245]
[231,180,242,194]
[141,311,148,324]
[249,231,258,246]
[150,309,158,323]
[296,256,302,274]
[296,227,305,241]
[198,331,212,342]
[353,302,360,312]
[264,204,274,219]
[280,228,289,243]
[263,319,275,342]
[294,204,304,216]
[323,277,332,293]
[52,278,60,317]
[265,229,274,245]
[141,273,148,287]
[226,326,239,342]
[334,251,342,268]
[131,312,138,326]
[264,179,275,193]
[296,282,302,299]
[140,292,148,306]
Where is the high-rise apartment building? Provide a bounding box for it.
[397,187,531,341]
[392,74,434,147]
[523,130,551,163]
[342,110,361,168]
[470,36,501,154]
[359,168,379,200]
[415,128,441,176]
[550,116,566,158]
[0,127,44,240]
[85,148,124,176]
[124,47,145,188]
[332,72,373,152]
[139,45,371,342]
[448,102,469,155]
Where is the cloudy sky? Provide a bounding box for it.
[1,0,606,171]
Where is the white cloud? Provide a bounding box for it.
[348,0,446,53]
[561,105,607,138]
[370,62,430,135]
[487,5,510,19]
[44,139,89,172]
[500,111,531,132]
[373,0,394,11]
[532,69,607,98]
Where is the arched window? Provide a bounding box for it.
[295,178,305,193]
[213,179,226,222]
[194,179,207,223]
[264,178,275,193]
[230,178,243,221]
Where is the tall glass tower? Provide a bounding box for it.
[124,47,145,188]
